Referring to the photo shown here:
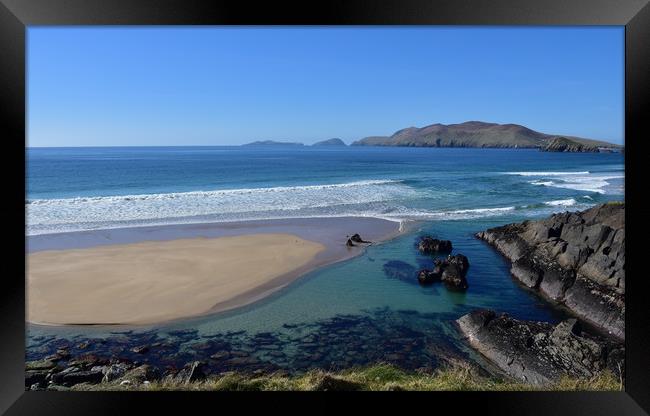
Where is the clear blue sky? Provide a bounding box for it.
[27,26,624,146]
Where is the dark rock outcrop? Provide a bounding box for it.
[476,203,624,340]
[417,237,452,254]
[350,233,371,244]
[418,254,470,290]
[417,268,442,285]
[457,310,624,386]
[441,255,470,290]
[50,365,105,386]
[174,361,207,384]
[119,364,160,384]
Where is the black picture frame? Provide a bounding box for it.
[1,0,648,414]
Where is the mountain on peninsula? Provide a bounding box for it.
[351,121,621,152]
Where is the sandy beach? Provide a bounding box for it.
[27,217,402,326]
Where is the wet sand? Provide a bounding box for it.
[27,217,402,326]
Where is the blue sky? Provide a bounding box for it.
[28,27,624,146]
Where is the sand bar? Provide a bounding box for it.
[28,234,325,325]
[27,217,403,326]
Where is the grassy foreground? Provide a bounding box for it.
[72,363,622,391]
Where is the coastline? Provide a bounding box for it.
[27,216,403,327]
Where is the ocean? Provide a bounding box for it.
[26,146,625,373]
[27,146,623,235]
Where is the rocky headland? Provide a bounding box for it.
[352,121,621,152]
[540,136,600,153]
[475,203,625,340]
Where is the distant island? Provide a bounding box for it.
[351,121,622,153]
[312,138,346,146]
[243,140,304,146]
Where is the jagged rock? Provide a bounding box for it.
[118,364,160,384]
[417,237,452,254]
[175,361,206,384]
[350,233,371,243]
[417,268,442,285]
[457,310,624,386]
[476,203,624,339]
[346,238,355,247]
[102,363,131,382]
[441,264,468,290]
[417,254,470,289]
[52,368,104,386]
[25,371,49,389]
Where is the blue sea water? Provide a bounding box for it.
[26,146,624,373]
[27,146,623,235]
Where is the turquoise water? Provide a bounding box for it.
[26,147,624,373]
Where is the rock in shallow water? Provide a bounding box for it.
[417,254,470,290]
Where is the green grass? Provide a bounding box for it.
[71,363,622,391]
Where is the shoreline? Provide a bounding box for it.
[27,216,404,328]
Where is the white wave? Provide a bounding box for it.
[26,180,421,235]
[530,180,554,186]
[523,171,623,194]
[27,179,401,206]
[544,198,577,207]
[506,171,590,176]
[376,206,516,221]
[536,175,623,194]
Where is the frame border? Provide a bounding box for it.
[1,0,649,414]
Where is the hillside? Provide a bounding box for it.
[352,121,621,151]
[313,138,346,146]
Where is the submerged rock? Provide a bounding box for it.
[383,260,418,283]
[130,345,150,354]
[417,237,452,254]
[476,203,625,339]
[25,358,57,371]
[457,310,624,386]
